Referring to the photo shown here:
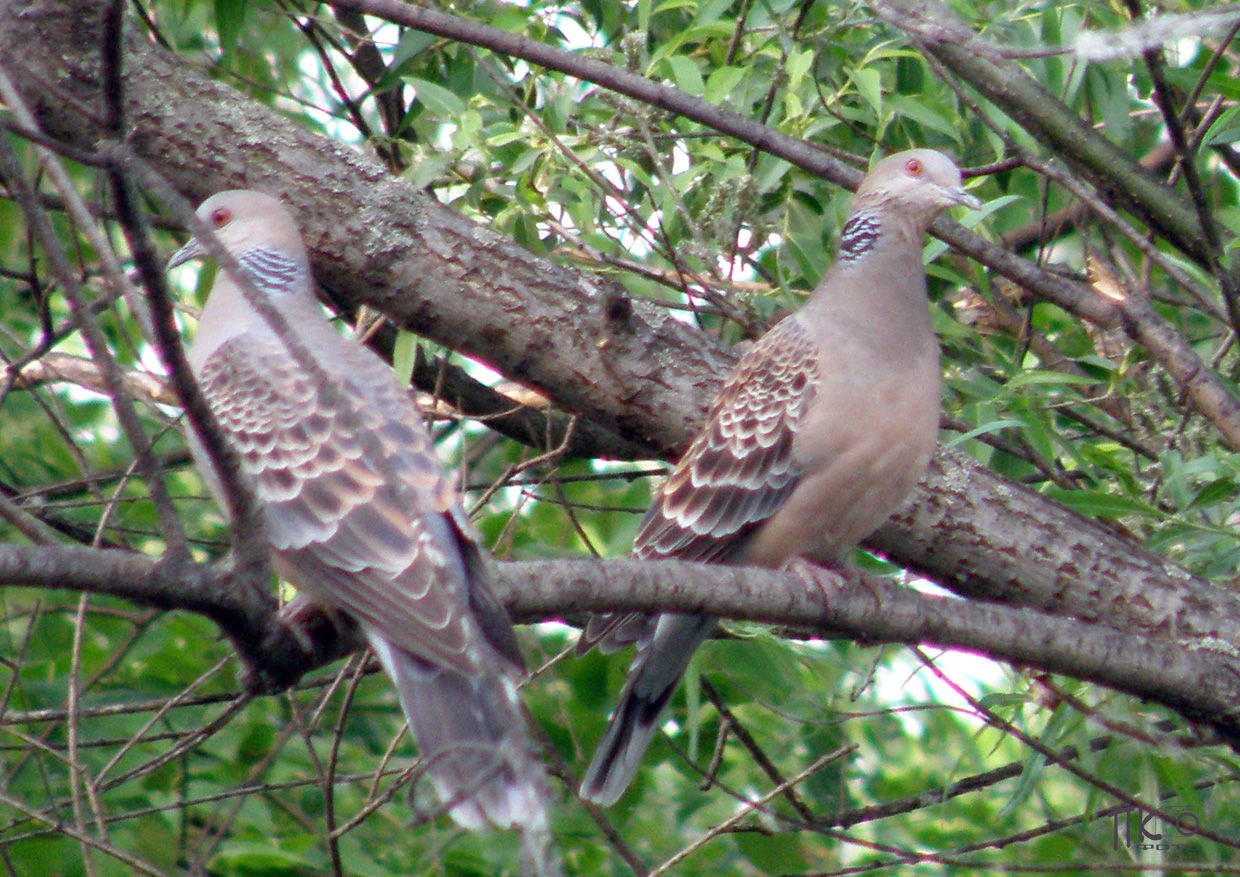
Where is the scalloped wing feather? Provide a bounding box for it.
[199,336,493,674]
[635,316,819,563]
[580,317,819,653]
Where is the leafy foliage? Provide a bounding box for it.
[1,0,1239,873]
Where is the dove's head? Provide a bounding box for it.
[167,191,311,293]
[852,149,981,226]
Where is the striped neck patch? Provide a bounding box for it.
[238,247,303,295]
[838,211,881,263]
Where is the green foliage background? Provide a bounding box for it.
[1,0,1238,873]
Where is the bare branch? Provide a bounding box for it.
[491,556,1240,748]
[2,541,1237,747]
[3,353,176,406]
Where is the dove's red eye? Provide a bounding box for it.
[209,207,231,228]
[905,157,923,176]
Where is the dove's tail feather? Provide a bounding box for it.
[368,632,551,833]
[580,613,716,805]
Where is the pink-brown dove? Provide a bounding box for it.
[167,190,551,834]
[580,149,981,805]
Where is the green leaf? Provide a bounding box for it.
[1045,488,1157,519]
[1004,369,1100,391]
[405,151,454,189]
[1204,104,1240,146]
[391,333,417,391]
[210,841,318,874]
[978,692,1030,710]
[214,0,246,59]
[889,94,966,140]
[684,648,702,759]
[694,0,735,26]
[944,418,1025,448]
[404,77,467,118]
[704,65,747,104]
[486,131,532,148]
[380,30,438,88]
[1001,750,1048,819]
[786,48,814,92]
[1186,477,1237,511]
[851,67,884,118]
[662,55,705,96]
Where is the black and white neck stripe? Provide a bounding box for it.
[838,211,881,263]
[238,247,303,295]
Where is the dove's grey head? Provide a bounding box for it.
[167,190,310,295]
[852,149,980,225]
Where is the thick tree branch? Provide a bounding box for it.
[869,448,1240,643]
[2,542,1238,746]
[497,558,1240,747]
